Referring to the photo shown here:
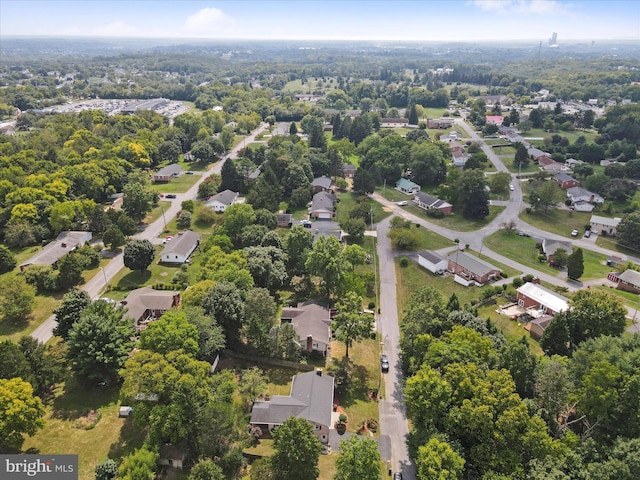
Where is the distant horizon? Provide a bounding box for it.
[1,1,638,43]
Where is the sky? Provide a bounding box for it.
[1,0,639,42]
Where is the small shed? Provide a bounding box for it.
[119,406,133,418]
[417,250,447,274]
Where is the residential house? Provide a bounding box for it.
[565,158,583,169]
[281,300,332,355]
[309,191,337,220]
[590,215,622,236]
[158,445,186,470]
[485,115,504,125]
[250,369,334,444]
[555,173,580,189]
[566,187,604,212]
[427,118,454,129]
[311,176,333,193]
[380,118,409,128]
[153,163,182,183]
[413,191,453,216]
[517,282,570,316]
[417,250,448,274]
[446,250,501,286]
[538,156,565,173]
[451,145,469,167]
[527,147,551,162]
[395,178,421,195]
[205,189,238,212]
[121,287,180,331]
[276,213,293,228]
[19,231,92,271]
[160,230,200,264]
[342,164,356,179]
[440,131,460,142]
[616,269,640,294]
[542,239,572,265]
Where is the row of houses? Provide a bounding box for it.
[395,179,453,216]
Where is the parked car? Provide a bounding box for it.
[380,354,389,373]
[584,230,591,238]
[393,474,403,480]
[510,184,514,191]
[185,171,194,174]
[301,219,312,228]
[165,194,177,199]
[397,200,408,206]
[571,229,579,237]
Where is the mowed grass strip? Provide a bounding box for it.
[22,385,146,480]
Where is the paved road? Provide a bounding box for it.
[375,216,416,479]
[31,123,269,344]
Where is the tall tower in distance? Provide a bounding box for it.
[548,32,559,48]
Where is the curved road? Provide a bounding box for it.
[31,123,269,344]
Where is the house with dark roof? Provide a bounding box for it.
[249,369,334,444]
[281,300,332,356]
[566,187,604,212]
[451,145,469,168]
[447,250,501,286]
[19,231,92,271]
[342,164,356,179]
[160,230,200,264]
[311,176,333,193]
[121,287,181,331]
[427,118,454,129]
[590,215,621,236]
[153,164,183,183]
[395,178,421,195]
[528,315,554,340]
[309,191,337,219]
[616,269,640,294]
[555,173,580,189]
[417,250,447,274]
[413,191,453,216]
[542,239,572,265]
[205,189,238,212]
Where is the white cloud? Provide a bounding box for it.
[471,0,575,16]
[60,20,137,37]
[184,7,236,36]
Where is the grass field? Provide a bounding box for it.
[335,192,391,226]
[523,128,598,145]
[518,208,592,239]
[149,174,200,194]
[405,204,505,232]
[0,291,63,341]
[22,384,146,480]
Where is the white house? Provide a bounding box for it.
[395,178,421,195]
[566,187,604,212]
[417,250,447,274]
[160,230,200,264]
[590,215,622,236]
[205,189,238,212]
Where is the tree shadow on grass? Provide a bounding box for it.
[0,316,30,337]
[51,382,120,421]
[116,270,151,290]
[107,417,148,461]
[330,357,370,409]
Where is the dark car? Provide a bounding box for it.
[393,473,403,480]
[165,194,177,199]
[380,354,389,373]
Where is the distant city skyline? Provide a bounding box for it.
[1,0,639,42]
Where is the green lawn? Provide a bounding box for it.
[523,128,598,144]
[330,337,381,435]
[143,201,173,226]
[335,192,391,226]
[518,208,592,238]
[0,291,63,341]
[478,303,543,356]
[411,225,456,251]
[463,249,522,278]
[374,186,410,203]
[22,384,146,480]
[405,204,505,232]
[149,174,200,194]
[505,160,540,174]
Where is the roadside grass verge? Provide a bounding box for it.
[404,204,504,232]
[518,208,592,238]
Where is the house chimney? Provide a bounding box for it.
[306,335,313,352]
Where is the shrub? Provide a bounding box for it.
[523,274,535,283]
[399,257,409,267]
[339,413,347,423]
[426,208,445,218]
[368,301,375,309]
[512,277,524,288]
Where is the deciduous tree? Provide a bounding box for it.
[332,292,374,358]
[0,275,35,323]
[271,417,323,480]
[0,377,45,451]
[53,288,91,340]
[334,436,381,480]
[139,310,199,357]
[416,437,465,480]
[124,239,156,273]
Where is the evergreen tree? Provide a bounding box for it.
[408,104,419,125]
[567,248,584,280]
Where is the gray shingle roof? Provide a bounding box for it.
[311,177,333,189]
[155,163,182,177]
[161,230,200,257]
[618,269,640,287]
[122,287,179,322]
[19,231,92,269]
[205,189,238,207]
[418,250,445,264]
[249,371,334,427]
[447,250,500,277]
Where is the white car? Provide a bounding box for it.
[397,201,408,206]
[571,229,579,237]
[509,184,514,191]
